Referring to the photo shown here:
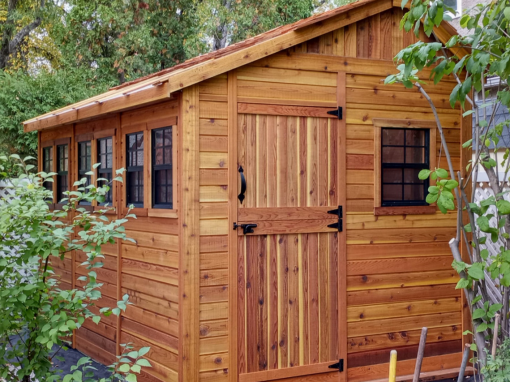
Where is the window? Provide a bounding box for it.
[98,137,114,205]
[126,132,144,208]
[78,141,92,205]
[152,127,173,209]
[444,0,461,17]
[56,144,69,203]
[42,146,53,194]
[381,128,429,206]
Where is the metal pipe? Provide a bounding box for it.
[389,350,397,382]
[412,327,428,382]
[457,343,471,382]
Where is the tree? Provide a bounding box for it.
[0,0,57,70]
[386,0,510,366]
[0,155,149,381]
[52,0,202,84]
[195,0,317,51]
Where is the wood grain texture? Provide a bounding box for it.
[179,85,200,381]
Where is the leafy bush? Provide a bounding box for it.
[482,339,510,382]
[0,155,150,381]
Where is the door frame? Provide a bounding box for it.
[227,70,347,382]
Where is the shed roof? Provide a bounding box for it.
[23,0,464,132]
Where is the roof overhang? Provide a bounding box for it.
[23,0,464,132]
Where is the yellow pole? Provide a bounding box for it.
[389,350,397,382]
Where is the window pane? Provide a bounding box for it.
[382,129,404,145]
[444,0,458,11]
[155,148,164,165]
[405,147,425,163]
[155,130,163,147]
[383,184,402,201]
[164,147,172,164]
[137,150,144,166]
[383,168,402,183]
[404,168,423,184]
[406,130,425,146]
[382,147,404,163]
[404,185,424,201]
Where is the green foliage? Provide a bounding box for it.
[387,0,510,363]
[0,69,111,158]
[482,338,510,381]
[0,155,148,381]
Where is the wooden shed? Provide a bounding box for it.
[24,0,472,381]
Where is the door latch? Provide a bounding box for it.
[328,359,344,372]
[233,223,257,235]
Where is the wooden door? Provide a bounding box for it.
[235,103,346,381]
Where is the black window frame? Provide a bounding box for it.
[42,146,53,196]
[126,132,144,208]
[381,127,430,207]
[77,140,92,205]
[97,137,114,206]
[152,126,173,209]
[56,144,69,204]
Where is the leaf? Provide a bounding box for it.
[135,358,152,367]
[467,263,485,280]
[497,199,510,215]
[435,168,449,178]
[476,322,488,333]
[131,365,141,373]
[505,7,510,20]
[126,375,137,382]
[418,169,431,180]
[472,308,486,320]
[456,278,470,289]
[92,316,101,325]
[119,364,130,373]
[138,347,150,357]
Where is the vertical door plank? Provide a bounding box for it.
[308,233,319,364]
[329,119,338,207]
[318,118,329,207]
[277,117,288,208]
[257,116,267,208]
[268,235,279,370]
[278,235,289,368]
[307,118,318,207]
[329,232,339,361]
[318,233,330,362]
[299,117,308,208]
[267,116,277,208]
[246,115,257,208]
[246,235,258,373]
[301,234,310,366]
[319,32,333,55]
[257,235,268,370]
[288,234,300,367]
[287,116,298,208]
[238,237,246,374]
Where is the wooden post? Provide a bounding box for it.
[179,85,200,382]
[492,313,500,358]
[389,350,397,382]
[412,327,428,382]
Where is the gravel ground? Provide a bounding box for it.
[51,345,111,379]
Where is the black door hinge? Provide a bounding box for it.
[328,359,344,372]
[327,107,343,120]
[327,206,343,232]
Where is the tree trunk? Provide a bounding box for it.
[212,0,232,51]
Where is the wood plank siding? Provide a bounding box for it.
[37,5,465,382]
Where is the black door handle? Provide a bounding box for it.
[233,223,257,235]
[238,166,246,204]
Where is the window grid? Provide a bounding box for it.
[126,132,144,208]
[57,144,69,203]
[78,141,92,205]
[97,137,113,205]
[152,127,173,209]
[42,146,53,196]
[381,128,429,207]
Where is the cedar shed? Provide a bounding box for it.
[24,1,472,381]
